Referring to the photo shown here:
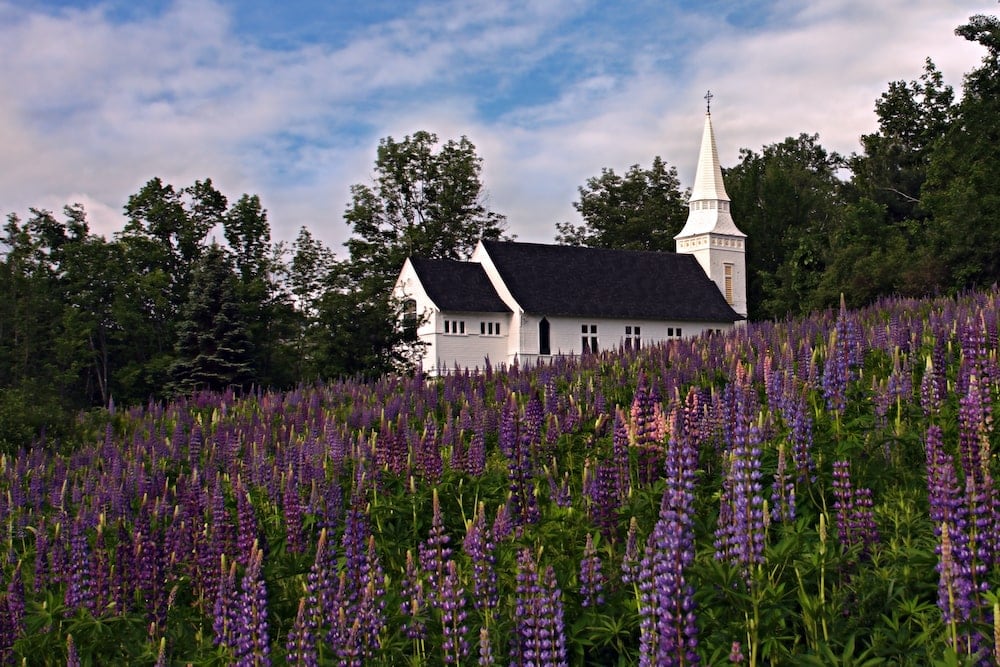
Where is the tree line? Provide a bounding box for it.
[1,15,997,446]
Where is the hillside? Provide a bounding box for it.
[1,287,1000,664]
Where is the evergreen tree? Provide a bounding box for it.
[169,244,252,396]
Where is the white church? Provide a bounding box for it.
[393,106,747,375]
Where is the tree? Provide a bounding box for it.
[223,194,297,388]
[336,131,508,378]
[555,156,688,252]
[344,131,509,292]
[725,134,845,319]
[169,244,252,396]
[923,14,1000,291]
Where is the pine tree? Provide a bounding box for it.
[169,244,252,396]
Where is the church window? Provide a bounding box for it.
[624,325,641,349]
[539,318,551,355]
[724,263,734,304]
[402,299,417,339]
[581,324,598,353]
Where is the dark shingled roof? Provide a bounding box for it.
[409,257,511,313]
[481,240,741,322]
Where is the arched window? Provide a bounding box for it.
[539,318,550,355]
[402,299,417,339]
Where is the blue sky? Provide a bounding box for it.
[0,0,993,251]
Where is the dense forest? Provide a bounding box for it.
[1,15,998,447]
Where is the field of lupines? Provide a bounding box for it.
[3,289,1000,666]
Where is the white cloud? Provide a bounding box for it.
[0,0,992,254]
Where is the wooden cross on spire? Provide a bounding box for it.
[705,90,713,114]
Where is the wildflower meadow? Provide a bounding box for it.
[3,288,1000,665]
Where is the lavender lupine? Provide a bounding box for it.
[234,541,271,667]
[638,430,700,666]
[714,367,765,576]
[212,557,238,651]
[926,425,983,658]
[463,502,498,615]
[285,597,319,667]
[478,626,495,666]
[439,559,470,664]
[578,532,606,608]
[831,461,879,559]
[511,549,568,667]
[419,489,452,603]
[400,549,427,643]
[64,516,96,615]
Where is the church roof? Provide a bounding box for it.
[481,240,741,322]
[408,257,512,313]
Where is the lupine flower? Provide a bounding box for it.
[511,549,568,667]
[770,443,796,524]
[729,641,745,663]
[65,516,96,615]
[285,597,319,667]
[832,461,878,559]
[478,626,495,666]
[579,533,605,607]
[419,489,452,603]
[234,541,271,666]
[440,559,469,664]
[463,502,498,613]
[714,370,765,576]
[621,517,640,586]
[636,387,703,666]
[66,633,80,667]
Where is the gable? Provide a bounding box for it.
[480,240,740,322]
[408,257,512,313]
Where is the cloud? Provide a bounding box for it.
[0,0,991,254]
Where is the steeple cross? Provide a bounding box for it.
[705,90,714,113]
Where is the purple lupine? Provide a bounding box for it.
[213,558,238,652]
[579,532,606,607]
[621,517,640,586]
[357,534,387,658]
[463,502,498,614]
[638,426,700,666]
[66,633,80,667]
[511,549,567,667]
[64,516,96,615]
[235,482,261,567]
[283,470,305,555]
[822,297,856,416]
[439,559,469,664]
[957,373,997,576]
[587,458,621,540]
[478,626,495,666]
[613,408,631,499]
[400,549,427,641]
[770,443,796,524]
[234,541,271,667]
[714,371,765,577]
[0,564,25,663]
[286,597,319,667]
[832,461,879,559]
[419,489,452,603]
[926,425,981,656]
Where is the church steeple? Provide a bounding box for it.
[675,95,748,318]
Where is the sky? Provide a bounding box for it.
[1,0,995,253]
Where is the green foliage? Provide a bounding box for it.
[555,156,688,252]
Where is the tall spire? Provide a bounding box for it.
[674,96,748,318]
[675,98,744,239]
